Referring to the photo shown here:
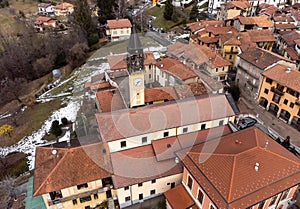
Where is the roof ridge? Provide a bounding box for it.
[227,155,236,202]
[188,152,236,157]
[34,150,68,196]
[257,146,300,166]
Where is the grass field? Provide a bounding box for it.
[0,99,62,147]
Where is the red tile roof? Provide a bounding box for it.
[54,2,73,9]
[219,33,241,45]
[33,143,113,196]
[263,63,300,92]
[164,185,196,209]
[96,89,126,112]
[96,94,235,142]
[286,47,300,61]
[155,57,198,81]
[144,86,178,103]
[198,36,219,44]
[245,29,276,42]
[152,136,182,161]
[111,145,182,188]
[238,15,273,28]
[281,30,300,47]
[107,18,132,29]
[225,1,250,10]
[177,127,300,208]
[174,83,207,99]
[238,47,292,69]
[275,23,297,30]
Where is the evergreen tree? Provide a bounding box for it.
[97,0,118,25]
[73,0,94,35]
[189,2,199,20]
[164,0,173,20]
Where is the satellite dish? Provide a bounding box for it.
[52,149,57,155]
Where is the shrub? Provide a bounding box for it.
[88,33,99,47]
[50,120,62,137]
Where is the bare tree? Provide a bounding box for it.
[0,176,17,209]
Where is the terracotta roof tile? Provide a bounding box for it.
[238,15,273,28]
[263,63,300,92]
[219,33,241,45]
[111,145,182,188]
[144,86,178,103]
[96,89,126,112]
[152,136,182,161]
[273,15,294,22]
[238,47,292,69]
[107,18,132,29]
[245,30,276,42]
[174,83,207,99]
[90,82,111,91]
[54,2,73,9]
[281,30,300,47]
[164,185,196,209]
[96,94,235,142]
[226,1,250,10]
[155,57,197,81]
[177,127,300,208]
[205,26,237,35]
[33,143,113,196]
[275,23,297,30]
[286,47,300,60]
[198,36,219,44]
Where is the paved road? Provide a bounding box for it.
[238,96,300,147]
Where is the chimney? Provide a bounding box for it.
[254,162,260,172]
[285,67,291,73]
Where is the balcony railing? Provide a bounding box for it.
[48,185,113,206]
[271,87,284,96]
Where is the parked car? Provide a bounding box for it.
[238,117,257,130]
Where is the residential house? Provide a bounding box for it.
[106,19,132,42]
[233,15,273,31]
[33,142,115,209]
[165,127,300,209]
[258,64,300,129]
[38,3,54,16]
[188,20,224,44]
[218,33,241,68]
[154,57,198,86]
[257,3,278,17]
[167,42,231,82]
[236,47,296,99]
[276,30,300,68]
[34,16,57,32]
[238,29,276,52]
[54,2,74,16]
[217,1,251,24]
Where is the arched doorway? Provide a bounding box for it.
[268,103,279,116]
[279,109,291,123]
[258,97,268,109]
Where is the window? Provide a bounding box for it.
[266,78,273,85]
[183,127,188,133]
[281,189,289,200]
[124,186,129,190]
[139,193,143,200]
[149,74,151,79]
[229,54,232,59]
[72,199,78,205]
[113,30,117,35]
[93,194,98,199]
[85,206,91,209]
[125,196,131,202]
[290,103,294,108]
[222,67,225,71]
[171,182,175,188]
[197,189,204,204]
[219,120,224,126]
[201,124,206,130]
[283,99,288,105]
[269,195,277,206]
[80,196,92,203]
[151,179,156,184]
[216,68,219,73]
[163,131,169,137]
[77,183,88,190]
[121,30,124,34]
[264,88,269,94]
[150,189,156,195]
[138,183,143,187]
[287,88,299,98]
[187,176,193,190]
[121,141,126,148]
[142,136,147,144]
[126,29,129,34]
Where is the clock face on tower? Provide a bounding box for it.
[133,78,142,87]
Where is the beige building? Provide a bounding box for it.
[106,19,132,42]
[54,2,74,16]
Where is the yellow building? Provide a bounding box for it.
[53,2,74,16]
[219,33,241,68]
[258,64,300,129]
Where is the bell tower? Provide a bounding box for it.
[127,25,145,108]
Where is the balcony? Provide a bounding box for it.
[271,86,284,96]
